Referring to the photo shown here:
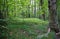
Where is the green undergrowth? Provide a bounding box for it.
[7,18,55,39]
[7,18,48,25]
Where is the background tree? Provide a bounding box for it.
[40,0,45,20]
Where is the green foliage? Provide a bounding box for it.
[7,18,48,39]
[0,0,56,39]
[8,18,48,25]
[7,18,55,39]
[6,0,49,18]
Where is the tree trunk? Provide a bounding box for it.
[0,0,8,39]
[34,0,36,17]
[48,0,60,39]
[39,0,45,20]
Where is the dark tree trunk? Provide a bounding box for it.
[39,0,45,20]
[48,0,60,39]
[27,5,30,18]
[0,10,4,19]
[42,13,45,21]
[0,0,8,39]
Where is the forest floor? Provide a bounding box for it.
[7,18,55,39]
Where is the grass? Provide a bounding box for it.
[7,18,55,39]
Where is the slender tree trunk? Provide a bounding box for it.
[48,0,60,39]
[34,0,36,17]
[39,0,45,20]
[27,5,30,18]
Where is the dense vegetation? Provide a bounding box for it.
[0,0,60,39]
